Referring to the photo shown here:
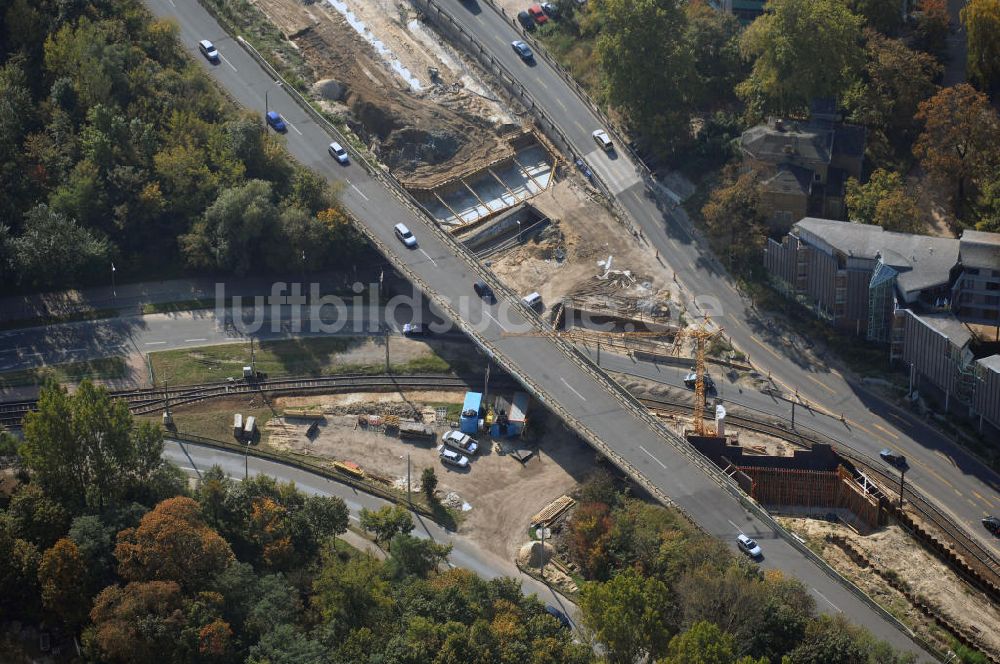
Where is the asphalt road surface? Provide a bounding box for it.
[433,0,1000,555]
[117,0,933,656]
[163,439,578,624]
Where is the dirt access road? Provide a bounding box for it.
[267,391,596,561]
[256,0,518,188]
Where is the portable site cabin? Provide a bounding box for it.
[233,413,244,440]
[460,391,483,434]
[244,416,256,439]
[490,391,530,438]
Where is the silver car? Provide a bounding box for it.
[737,533,762,559]
[438,444,469,468]
[443,430,479,455]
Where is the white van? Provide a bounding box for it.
[522,292,543,309]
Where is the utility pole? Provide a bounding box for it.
[407,453,411,504]
[111,262,117,303]
[596,339,601,366]
[483,361,491,405]
[162,379,173,429]
[385,326,391,374]
[791,400,796,429]
[250,337,256,375]
[899,468,906,508]
[539,523,545,579]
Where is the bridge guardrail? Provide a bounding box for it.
[229,19,937,659]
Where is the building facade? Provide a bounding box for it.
[763,218,1000,435]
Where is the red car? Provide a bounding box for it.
[528,4,549,24]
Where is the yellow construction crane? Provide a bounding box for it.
[672,316,722,436]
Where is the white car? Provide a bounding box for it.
[394,223,417,248]
[328,141,349,164]
[592,129,613,151]
[198,39,219,63]
[443,430,479,455]
[438,444,469,468]
[402,323,423,336]
[737,533,762,559]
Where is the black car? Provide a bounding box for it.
[473,280,495,302]
[516,10,535,31]
[879,448,907,468]
[983,516,1000,536]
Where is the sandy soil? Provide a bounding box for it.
[780,517,1000,659]
[265,395,596,560]
[490,177,672,309]
[256,0,518,187]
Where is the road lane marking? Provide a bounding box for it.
[727,519,742,532]
[220,54,238,72]
[748,334,784,362]
[483,310,509,332]
[64,348,86,353]
[145,341,166,346]
[419,248,439,267]
[560,377,587,401]
[872,422,899,439]
[285,120,303,136]
[806,373,837,395]
[346,180,369,201]
[185,338,208,343]
[812,589,842,612]
[639,445,667,469]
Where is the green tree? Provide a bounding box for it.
[913,84,1000,216]
[180,179,279,275]
[244,573,302,639]
[38,537,90,627]
[68,514,117,594]
[10,203,109,288]
[592,0,697,154]
[848,0,903,34]
[6,483,70,549]
[579,568,675,664]
[845,168,905,224]
[701,166,765,273]
[304,494,350,543]
[247,623,325,664]
[962,0,1000,90]
[20,380,169,511]
[359,504,415,551]
[0,514,43,621]
[420,466,439,503]
[663,621,735,664]
[387,533,452,578]
[312,548,395,631]
[844,30,940,163]
[684,1,746,108]
[974,177,1000,232]
[738,0,864,116]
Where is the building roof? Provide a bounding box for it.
[761,164,813,195]
[793,218,959,294]
[918,312,973,349]
[977,354,1000,373]
[740,122,833,165]
[959,229,1000,270]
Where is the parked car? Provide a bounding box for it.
[438,444,469,468]
[516,10,535,30]
[473,280,495,302]
[879,448,907,468]
[592,129,613,151]
[394,222,417,248]
[443,430,479,455]
[737,533,762,559]
[981,516,999,536]
[198,39,220,63]
[265,111,286,132]
[541,2,560,18]
[511,40,534,62]
[402,323,423,336]
[544,605,571,629]
[328,141,349,164]
[527,4,549,24]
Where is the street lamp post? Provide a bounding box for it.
[111,262,117,303]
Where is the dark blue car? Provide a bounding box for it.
[265,110,286,132]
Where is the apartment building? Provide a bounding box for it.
[763,218,1000,435]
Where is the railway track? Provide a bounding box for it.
[638,395,1000,592]
[0,374,493,428]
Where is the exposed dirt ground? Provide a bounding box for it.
[264,392,596,560]
[779,516,1000,659]
[256,0,518,187]
[490,177,673,308]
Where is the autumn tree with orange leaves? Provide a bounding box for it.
[38,538,89,627]
[913,84,1000,217]
[114,497,234,591]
